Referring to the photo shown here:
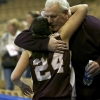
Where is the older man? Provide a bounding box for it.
[15,0,100,100]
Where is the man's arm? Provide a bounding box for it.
[15,29,67,53]
[84,15,100,78]
[14,29,49,51]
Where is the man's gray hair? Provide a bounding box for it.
[45,0,71,14]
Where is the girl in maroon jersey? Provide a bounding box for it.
[11,3,88,100]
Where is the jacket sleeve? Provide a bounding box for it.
[14,29,49,52]
[84,15,100,65]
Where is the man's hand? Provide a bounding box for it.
[86,61,100,78]
[48,33,68,53]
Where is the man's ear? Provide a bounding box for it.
[63,10,69,19]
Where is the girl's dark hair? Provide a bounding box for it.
[30,16,51,59]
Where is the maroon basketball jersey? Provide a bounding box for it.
[29,49,72,100]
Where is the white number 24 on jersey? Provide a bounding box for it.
[33,53,64,81]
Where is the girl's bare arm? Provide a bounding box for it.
[59,4,88,43]
[11,51,30,87]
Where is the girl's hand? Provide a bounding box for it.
[19,82,33,96]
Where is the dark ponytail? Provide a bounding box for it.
[30,16,51,59]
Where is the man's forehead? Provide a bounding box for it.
[44,10,56,16]
[44,4,60,15]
